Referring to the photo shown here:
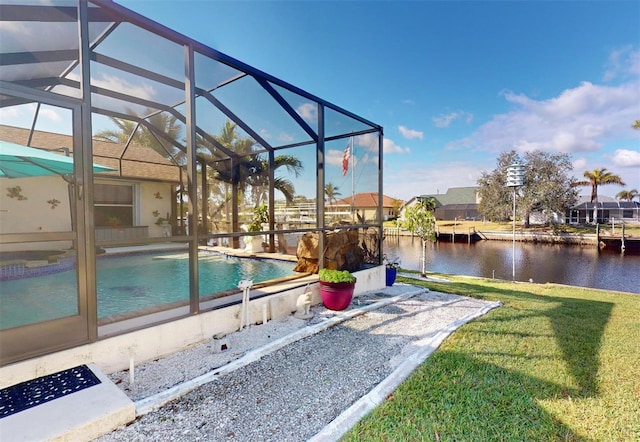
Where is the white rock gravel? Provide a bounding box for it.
[98,284,498,442]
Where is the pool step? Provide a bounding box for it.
[24,259,56,268]
[0,364,135,441]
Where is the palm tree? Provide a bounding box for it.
[204,121,303,207]
[572,168,625,223]
[249,154,303,205]
[324,183,341,205]
[633,120,640,130]
[616,189,639,202]
[95,108,184,163]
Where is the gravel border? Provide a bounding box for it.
[98,284,499,441]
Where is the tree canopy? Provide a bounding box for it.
[572,168,626,223]
[616,189,639,202]
[404,197,436,276]
[477,150,577,225]
[202,121,303,208]
[324,183,341,205]
[573,168,626,204]
[95,108,185,163]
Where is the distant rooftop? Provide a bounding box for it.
[420,187,479,206]
[333,192,398,208]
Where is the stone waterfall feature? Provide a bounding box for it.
[293,229,364,273]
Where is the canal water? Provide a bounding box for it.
[383,236,639,294]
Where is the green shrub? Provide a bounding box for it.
[319,268,356,283]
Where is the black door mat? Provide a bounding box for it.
[0,365,101,419]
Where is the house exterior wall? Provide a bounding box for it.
[436,206,481,221]
[140,182,174,237]
[358,207,379,222]
[0,178,175,252]
[0,176,73,251]
[567,208,640,224]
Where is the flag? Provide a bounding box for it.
[342,144,350,176]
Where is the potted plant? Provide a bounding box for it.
[383,254,401,286]
[153,212,172,237]
[154,212,171,227]
[107,216,121,228]
[245,203,269,252]
[318,268,357,311]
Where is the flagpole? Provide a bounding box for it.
[351,136,355,222]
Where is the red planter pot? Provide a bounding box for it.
[319,279,356,311]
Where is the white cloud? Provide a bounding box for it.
[92,74,156,101]
[572,157,587,171]
[355,133,377,151]
[39,107,62,122]
[339,149,377,168]
[611,149,640,167]
[398,125,423,140]
[433,111,473,128]
[451,79,640,155]
[351,133,409,156]
[433,113,456,128]
[296,102,316,122]
[603,47,639,82]
[325,149,342,167]
[383,138,410,154]
[0,104,30,120]
[384,161,483,200]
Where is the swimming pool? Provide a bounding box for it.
[0,250,75,281]
[0,251,296,330]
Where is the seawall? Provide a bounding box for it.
[384,228,598,245]
[477,231,598,245]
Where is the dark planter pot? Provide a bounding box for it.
[385,267,397,286]
[319,279,356,311]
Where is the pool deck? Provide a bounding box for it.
[199,244,299,262]
[103,242,299,263]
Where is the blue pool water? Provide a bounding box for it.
[0,251,296,330]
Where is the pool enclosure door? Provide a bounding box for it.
[0,88,94,365]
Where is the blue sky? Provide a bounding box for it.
[120,0,640,201]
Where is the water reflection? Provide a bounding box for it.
[383,236,639,294]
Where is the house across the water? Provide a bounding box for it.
[567,195,640,224]
[401,187,480,221]
[330,192,401,222]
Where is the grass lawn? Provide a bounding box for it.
[343,274,640,441]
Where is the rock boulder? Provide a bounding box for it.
[294,229,364,273]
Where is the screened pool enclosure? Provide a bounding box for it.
[0,0,383,365]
